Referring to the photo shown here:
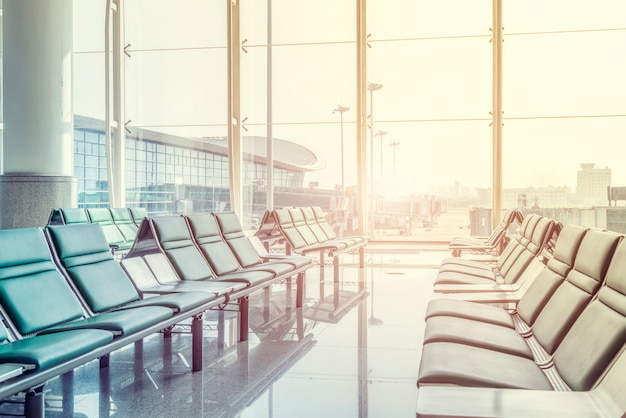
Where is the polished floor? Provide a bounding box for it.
[0,249,447,418]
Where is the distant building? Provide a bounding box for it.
[502,186,570,209]
[576,163,611,206]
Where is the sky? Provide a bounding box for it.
[73,0,626,197]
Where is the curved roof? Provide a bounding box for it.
[203,136,326,172]
[74,115,325,174]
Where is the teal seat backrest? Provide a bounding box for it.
[273,209,308,250]
[130,207,149,226]
[301,207,329,243]
[186,214,242,276]
[213,212,263,268]
[109,208,138,242]
[151,216,215,281]
[60,208,89,225]
[288,208,319,246]
[86,208,127,248]
[47,224,141,313]
[312,206,338,240]
[0,228,85,336]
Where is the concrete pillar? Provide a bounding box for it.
[0,0,76,228]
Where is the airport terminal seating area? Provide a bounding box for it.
[4,207,625,417]
[0,208,315,418]
[416,214,626,417]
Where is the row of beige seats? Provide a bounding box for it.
[416,222,626,417]
[448,209,524,257]
[434,213,560,296]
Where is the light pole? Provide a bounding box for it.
[375,130,387,180]
[389,141,400,183]
[333,105,350,198]
[367,82,382,238]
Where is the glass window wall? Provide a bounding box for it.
[503,0,626,230]
[69,1,626,238]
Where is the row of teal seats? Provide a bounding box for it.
[121,212,315,342]
[48,207,148,255]
[0,221,238,418]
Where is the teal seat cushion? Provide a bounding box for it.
[42,306,174,336]
[48,224,142,312]
[66,260,141,313]
[152,217,215,281]
[167,246,215,281]
[0,270,86,335]
[60,208,89,225]
[0,329,114,370]
[215,270,274,287]
[122,291,218,313]
[244,262,294,276]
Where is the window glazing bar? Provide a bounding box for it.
[228,0,242,217]
[356,0,368,236]
[492,0,503,226]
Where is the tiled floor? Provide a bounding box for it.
[0,250,446,418]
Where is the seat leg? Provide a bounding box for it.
[359,246,365,268]
[24,385,45,418]
[238,296,249,342]
[99,353,110,369]
[296,272,304,308]
[61,371,74,417]
[333,255,340,283]
[191,313,204,372]
[217,310,225,352]
[264,287,271,323]
[99,364,111,417]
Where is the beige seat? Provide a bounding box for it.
[448,209,523,257]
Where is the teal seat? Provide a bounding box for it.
[129,207,149,227]
[0,228,124,367]
[0,227,173,339]
[109,208,138,244]
[86,207,133,252]
[187,214,300,277]
[46,223,220,315]
[59,208,89,225]
[213,212,311,271]
[151,216,273,286]
[0,325,113,372]
[151,216,218,281]
[186,213,245,276]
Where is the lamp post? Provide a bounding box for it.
[389,141,400,183]
[367,82,382,238]
[333,105,350,198]
[375,130,387,180]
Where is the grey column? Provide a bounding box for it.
[0,0,76,228]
